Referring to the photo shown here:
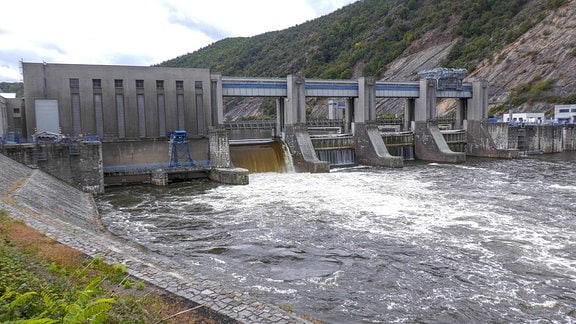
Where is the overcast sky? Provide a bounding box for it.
[0,0,357,82]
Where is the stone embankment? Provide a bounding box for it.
[0,153,310,324]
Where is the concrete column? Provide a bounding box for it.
[415,79,437,121]
[328,100,336,119]
[357,77,376,123]
[404,98,415,131]
[208,128,231,168]
[344,98,352,134]
[286,74,306,125]
[275,98,285,138]
[467,78,489,121]
[454,98,467,129]
[210,73,224,127]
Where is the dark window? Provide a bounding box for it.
[114,79,123,88]
[136,80,144,88]
[69,78,79,89]
[195,81,203,90]
[176,80,184,90]
[559,109,569,113]
[156,80,164,90]
[92,79,101,89]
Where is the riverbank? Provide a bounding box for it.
[0,209,223,323]
[0,153,312,323]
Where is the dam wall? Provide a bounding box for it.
[101,138,210,167]
[563,124,576,150]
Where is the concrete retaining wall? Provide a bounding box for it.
[466,121,518,159]
[563,125,576,150]
[482,122,511,149]
[508,125,563,153]
[102,138,209,167]
[1,142,104,193]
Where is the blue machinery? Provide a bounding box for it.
[168,130,195,167]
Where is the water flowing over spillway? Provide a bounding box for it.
[230,141,289,173]
[97,153,576,323]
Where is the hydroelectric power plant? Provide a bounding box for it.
[3,63,576,193]
[2,63,576,322]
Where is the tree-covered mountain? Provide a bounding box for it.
[163,0,554,78]
[0,82,23,97]
[160,0,576,118]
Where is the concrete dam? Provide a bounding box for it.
[2,63,576,193]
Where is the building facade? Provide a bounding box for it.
[0,94,7,139]
[554,104,576,124]
[502,112,545,124]
[22,62,222,141]
[0,93,24,143]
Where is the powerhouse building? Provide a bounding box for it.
[22,62,221,141]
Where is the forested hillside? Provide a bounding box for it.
[160,0,576,118]
[0,82,23,97]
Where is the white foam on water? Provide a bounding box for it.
[96,154,576,323]
[251,285,297,295]
[550,183,576,191]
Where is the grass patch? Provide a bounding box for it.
[0,209,227,323]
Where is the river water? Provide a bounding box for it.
[97,152,576,323]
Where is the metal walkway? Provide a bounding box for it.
[222,77,473,99]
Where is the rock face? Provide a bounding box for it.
[471,1,576,107]
[375,0,576,117]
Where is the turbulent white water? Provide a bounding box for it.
[98,153,576,323]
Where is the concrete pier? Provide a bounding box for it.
[414,121,466,163]
[354,123,403,167]
[466,120,518,158]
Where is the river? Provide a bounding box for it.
[97,152,576,323]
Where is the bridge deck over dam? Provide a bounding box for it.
[221,77,473,98]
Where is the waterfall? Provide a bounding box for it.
[281,141,295,173]
[316,149,356,166]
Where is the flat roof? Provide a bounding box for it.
[0,93,16,99]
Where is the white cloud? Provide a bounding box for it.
[0,0,357,82]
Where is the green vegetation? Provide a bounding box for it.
[509,75,554,106]
[159,0,563,79]
[0,209,218,323]
[0,82,23,97]
[488,75,576,117]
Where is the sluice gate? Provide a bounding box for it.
[381,131,415,161]
[311,135,355,166]
[441,129,467,152]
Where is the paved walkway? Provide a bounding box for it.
[0,153,313,323]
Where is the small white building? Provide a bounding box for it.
[502,112,545,124]
[0,93,15,139]
[554,104,576,124]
